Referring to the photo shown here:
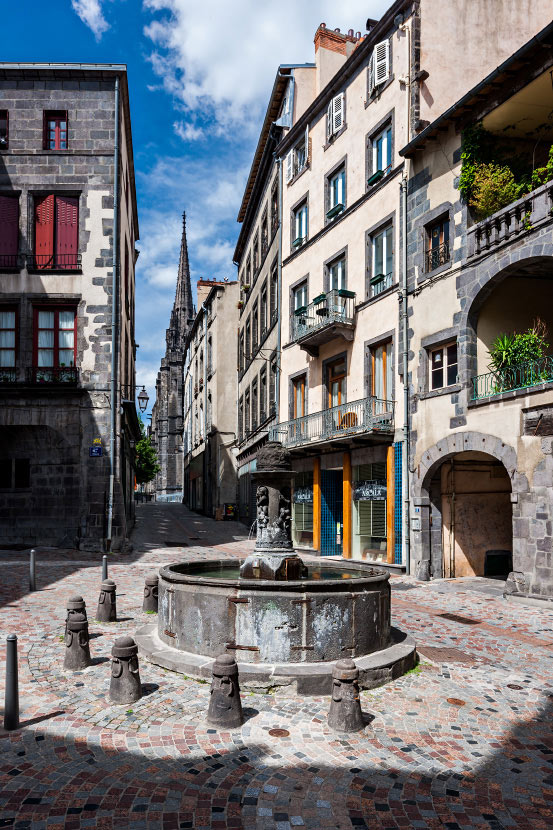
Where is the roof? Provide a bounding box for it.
[399,18,553,159]
[0,62,139,239]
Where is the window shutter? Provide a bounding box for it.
[304,123,309,164]
[285,150,294,183]
[326,100,333,141]
[374,39,390,86]
[332,93,344,134]
[55,195,78,269]
[368,53,375,96]
[0,195,19,261]
[34,193,55,269]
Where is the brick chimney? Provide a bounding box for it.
[314,23,360,94]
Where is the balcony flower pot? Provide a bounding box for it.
[292,237,304,249]
[370,273,386,286]
[294,306,307,316]
[367,169,385,187]
[316,307,329,317]
[313,293,326,305]
[326,203,344,220]
[242,284,250,291]
[337,289,355,299]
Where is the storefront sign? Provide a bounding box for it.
[293,487,313,504]
[353,479,386,501]
[89,446,102,457]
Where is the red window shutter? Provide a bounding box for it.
[35,194,55,269]
[55,195,78,269]
[0,195,18,265]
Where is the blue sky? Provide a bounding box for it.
[4,0,389,414]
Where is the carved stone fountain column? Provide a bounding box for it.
[240,442,307,580]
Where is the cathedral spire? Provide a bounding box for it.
[167,211,194,350]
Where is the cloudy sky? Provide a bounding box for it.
[6,0,389,414]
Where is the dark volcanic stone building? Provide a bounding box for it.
[150,215,194,500]
[0,62,140,550]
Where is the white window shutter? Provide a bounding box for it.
[332,93,344,134]
[326,101,333,141]
[285,150,293,183]
[374,39,390,86]
[304,123,309,165]
[368,53,375,96]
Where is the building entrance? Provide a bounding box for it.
[321,469,343,556]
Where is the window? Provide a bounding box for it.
[285,126,310,183]
[252,302,258,351]
[370,341,393,402]
[238,396,244,441]
[0,111,8,149]
[326,93,345,141]
[44,111,68,150]
[252,233,259,274]
[426,217,450,272]
[292,374,306,418]
[327,166,345,219]
[354,462,386,560]
[292,281,308,313]
[368,39,390,96]
[245,317,251,361]
[292,471,314,548]
[261,211,268,257]
[245,255,251,288]
[252,378,258,431]
[327,357,346,408]
[0,459,30,490]
[0,308,16,374]
[260,282,267,336]
[292,201,308,248]
[207,336,213,374]
[239,332,244,372]
[372,125,392,178]
[271,181,279,235]
[244,389,251,435]
[328,256,346,291]
[270,264,278,323]
[34,194,79,270]
[33,307,77,381]
[430,342,458,390]
[0,194,19,268]
[371,225,393,296]
[260,366,267,422]
[269,353,277,415]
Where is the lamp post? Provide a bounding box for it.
[137,386,149,413]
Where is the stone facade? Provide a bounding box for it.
[150,214,194,501]
[0,64,140,550]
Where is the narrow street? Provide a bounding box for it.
[0,503,552,828]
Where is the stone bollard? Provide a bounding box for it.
[143,573,159,613]
[96,579,117,622]
[207,654,244,729]
[64,611,91,670]
[328,659,365,733]
[65,594,87,635]
[109,636,142,704]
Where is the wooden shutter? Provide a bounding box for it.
[332,93,344,134]
[304,123,309,165]
[326,100,333,140]
[285,150,294,183]
[368,54,375,96]
[374,40,390,86]
[35,194,55,269]
[55,195,78,269]
[0,195,19,262]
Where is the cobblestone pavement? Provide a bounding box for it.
[1,504,553,829]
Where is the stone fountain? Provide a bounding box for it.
[136,443,415,694]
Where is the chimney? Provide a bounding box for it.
[314,23,359,93]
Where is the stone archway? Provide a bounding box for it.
[411,431,522,580]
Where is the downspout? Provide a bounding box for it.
[202,303,208,513]
[400,173,410,575]
[106,75,120,550]
[276,154,283,424]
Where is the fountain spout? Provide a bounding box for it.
[240,442,307,580]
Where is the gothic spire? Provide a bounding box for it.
[167,211,194,350]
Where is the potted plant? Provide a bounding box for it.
[312,293,326,305]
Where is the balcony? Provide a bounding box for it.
[370,271,394,298]
[467,181,553,262]
[0,254,22,271]
[27,253,82,271]
[471,356,553,401]
[0,366,80,387]
[425,242,450,273]
[291,289,356,356]
[269,395,394,450]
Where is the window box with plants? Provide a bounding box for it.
[367,169,385,187]
[312,293,326,305]
[326,203,344,220]
[292,237,305,249]
[337,288,355,299]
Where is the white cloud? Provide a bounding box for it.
[143,0,390,131]
[173,120,205,142]
[71,0,110,39]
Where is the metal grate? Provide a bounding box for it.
[321,469,342,557]
[394,442,402,565]
[417,645,476,663]
[438,613,481,625]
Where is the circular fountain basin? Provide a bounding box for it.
[136,559,416,693]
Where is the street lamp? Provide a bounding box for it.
[137,386,149,413]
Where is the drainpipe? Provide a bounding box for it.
[275,154,283,425]
[202,303,208,513]
[106,75,120,550]
[400,174,410,575]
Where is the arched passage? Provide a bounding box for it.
[412,432,519,580]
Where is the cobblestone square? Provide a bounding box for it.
[1,504,553,829]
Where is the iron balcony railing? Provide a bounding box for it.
[471,356,553,400]
[0,253,22,270]
[370,272,393,298]
[0,368,17,384]
[292,289,355,342]
[27,253,82,270]
[28,366,80,385]
[425,241,450,272]
[269,395,394,448]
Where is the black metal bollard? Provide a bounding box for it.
[328,659,365,733]
[3,634,19,731]
[102,554,108,581]
[143,573,159,613]
[64,611,91,670]
[96,579,117,622]
[29,549,36,592]
[207,654,244,729]
[109,636,142,704]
